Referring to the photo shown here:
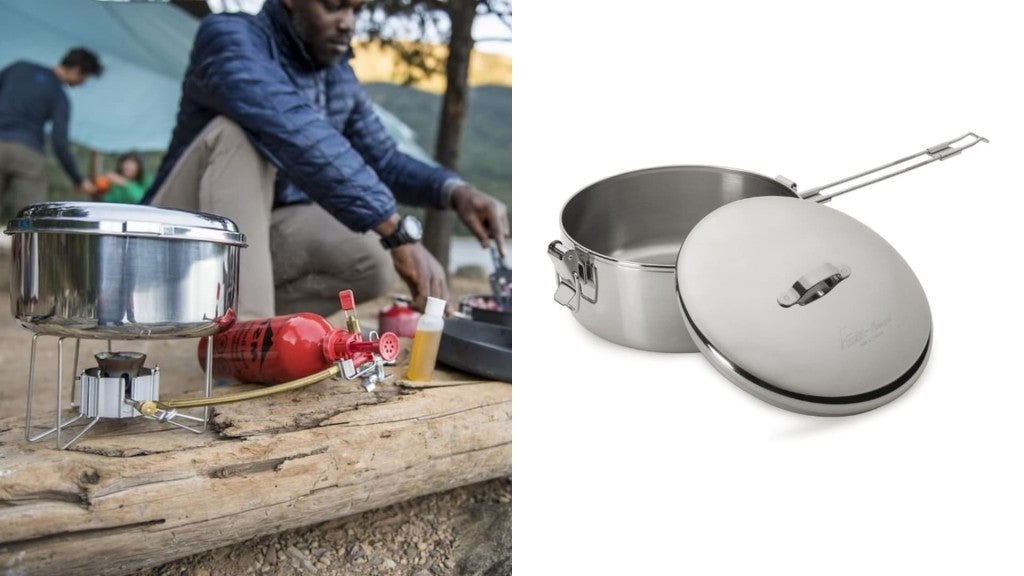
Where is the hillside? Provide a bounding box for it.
[364,82,512,213]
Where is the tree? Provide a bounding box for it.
[360,0,512,270]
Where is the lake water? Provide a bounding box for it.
[448,236,513,274]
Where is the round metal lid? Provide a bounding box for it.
[4,201,246,246]
[676,196,931,416]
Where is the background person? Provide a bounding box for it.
[91,152,151,204]
[0,47,103,217]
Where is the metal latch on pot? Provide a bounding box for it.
[548,240,597,311]
[778,262,851,308]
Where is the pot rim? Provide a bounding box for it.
[558,165,797,269]
[5,202,247,247]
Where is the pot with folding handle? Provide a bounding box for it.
[548,133,986,353]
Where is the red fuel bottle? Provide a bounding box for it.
[378,296,420,338]
[198,290,400,384]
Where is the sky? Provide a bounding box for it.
[473,12,513,57]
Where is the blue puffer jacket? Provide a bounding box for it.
[144,0,457,232]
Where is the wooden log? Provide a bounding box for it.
[0,365,512,576]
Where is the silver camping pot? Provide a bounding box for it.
[548,133,987,415]
[5,202,246,339]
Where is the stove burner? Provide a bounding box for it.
[23,336,214,450]
[94,351,146,378]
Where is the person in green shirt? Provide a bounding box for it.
[93,152,151,203]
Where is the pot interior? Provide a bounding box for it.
[561,166,795,266]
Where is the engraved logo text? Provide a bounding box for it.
[840,315,892,350]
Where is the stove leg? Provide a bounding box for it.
[24,334,38,442]
[70,338,81,408]
[60,416,101,450]
[203,336,214,431]
[55,337,64,449]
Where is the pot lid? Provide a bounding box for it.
[4,202,246,246]
[676,196,930,416]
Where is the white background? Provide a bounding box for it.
[514,1,1023,573]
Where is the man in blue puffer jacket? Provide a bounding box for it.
[145,0,507,319]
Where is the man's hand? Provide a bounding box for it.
[451,185,509,256]
[390,242,449,312]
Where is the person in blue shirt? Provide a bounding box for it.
[0,48,104,216]
[145,0,508,320]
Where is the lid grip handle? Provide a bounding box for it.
[778,263,851,308]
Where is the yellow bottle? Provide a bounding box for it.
[406,297,446,381]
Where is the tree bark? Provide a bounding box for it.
[0,373,511,576]
[423,0,477,270]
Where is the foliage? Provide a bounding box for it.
[359,0,512,86]
[350,40,511,94]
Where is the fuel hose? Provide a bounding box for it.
[136,365,341,415]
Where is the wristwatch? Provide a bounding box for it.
[379,214,423,250]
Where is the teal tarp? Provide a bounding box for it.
[0,0,433,162]
[0,0,197,152]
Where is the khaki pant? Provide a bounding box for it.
[150,117,394,320]
[0,141,47,219]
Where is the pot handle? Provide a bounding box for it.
[795,132,988,203]
[548,240,598,311]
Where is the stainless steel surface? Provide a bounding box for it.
[776,262,851,308]
[553,166,795,352]
[6,201,246,246]
[549,133,985,353]
[7,202,244,339]
[800,132,988,203]
[677,197,931,415]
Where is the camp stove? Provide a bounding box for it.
[5,202,249,450]
[18,291,396,450]
[7,203,398,450]
[76,351,204,438]
[23,336,218,450]
[26,348,211,450]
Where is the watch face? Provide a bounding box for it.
[401,215,423,241]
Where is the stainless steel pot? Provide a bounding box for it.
[549,133,987,353]
[5,202,246,339]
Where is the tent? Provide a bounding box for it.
[0,0,432,161]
